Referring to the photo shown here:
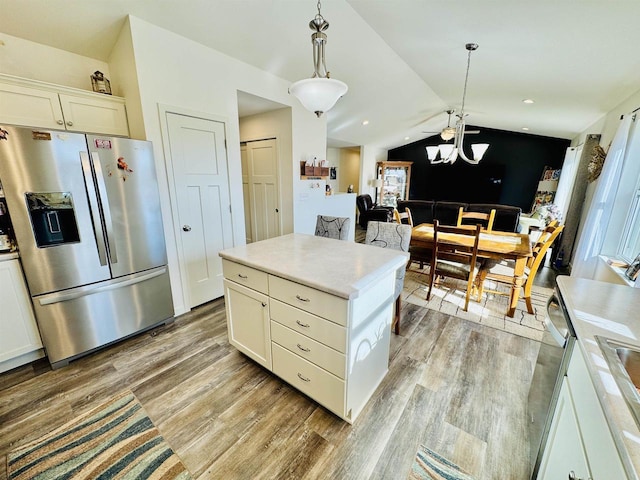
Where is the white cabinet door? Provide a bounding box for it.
[0,75,129,136]
[0,82,65,129]
[58,93,128,136]
[568,346,627,479]
[223,279,271,369]
[538,380,591,480]
[0,259,43,364]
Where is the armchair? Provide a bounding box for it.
[356,194,394,229]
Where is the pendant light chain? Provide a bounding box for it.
[460,46,474,119]
[317,0,322,15]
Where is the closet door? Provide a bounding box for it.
[243,139,280,242]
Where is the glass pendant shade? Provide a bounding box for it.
[438,144,454,159]
[471,143,489,161]
[290,78,348,117]
[425,146,439,161]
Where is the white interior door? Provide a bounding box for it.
[244,139,280,242]
[240,144,253,243]
[166,112,233,307]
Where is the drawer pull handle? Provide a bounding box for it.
[237,273,248,279]
[295,295,310,302]
[261,302,267,307]
[297,373,311,382]
[297,344,310,353]
[296,320,310,328]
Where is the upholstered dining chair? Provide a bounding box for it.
[427,220,482,312]
[457,207,496,231]
[314,215,351,240]
[365,221,412,334]
[476,223,564,314]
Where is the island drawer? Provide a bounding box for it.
[222,259,268,294]
[272,343,345,416]
[270,299,346,352]
[271,321,345,378]
[268,275,348,325]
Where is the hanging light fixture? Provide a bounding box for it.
[289,0,348,117]
[425,43,489,165]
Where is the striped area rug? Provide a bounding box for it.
[408,445,475,480]
[7,390,191,480]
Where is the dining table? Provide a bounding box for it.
[410,223,533,317]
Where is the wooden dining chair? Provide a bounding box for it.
[365,221,412,334]
[427,220,482,312]
[457,207,496,231]
[393,207,414,227]
[477,223,564,314]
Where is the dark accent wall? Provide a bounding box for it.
[388,126,570,212]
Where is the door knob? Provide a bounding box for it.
[182,225,191,232]
[66,121,74,126]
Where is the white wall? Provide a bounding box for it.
[239,107,293,235]
[0,32,110,91]
[360,145,389,202]
[123,16,328,312]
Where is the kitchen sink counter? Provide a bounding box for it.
[557,275,640,479]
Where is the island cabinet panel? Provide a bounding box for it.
[221,259,268,294]
[223,279,271,369]
[272,343,345,416]
[269,275,348,326]
[271,321,346,379]
[270,298,346,353]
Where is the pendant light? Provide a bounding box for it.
[425,43,489,164]
[289,0,348,117]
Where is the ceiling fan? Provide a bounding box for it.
[422,109,480,140]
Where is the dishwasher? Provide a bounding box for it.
[528,287,577,479]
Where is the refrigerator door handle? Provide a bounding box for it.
[80,151,108,266]
[37,268,167,306]
[91,152,118,264]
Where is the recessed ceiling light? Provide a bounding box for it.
[523,99,535,104]
[362,120,369,126]
[522,127,530,131]
[404,136,410,141]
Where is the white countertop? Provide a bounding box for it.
[0,252,18,262]
[557,275,640,479]
[218,233,409,300]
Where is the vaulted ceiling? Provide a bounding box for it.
[1,0,639,150]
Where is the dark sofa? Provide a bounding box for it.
[397,200,521,232]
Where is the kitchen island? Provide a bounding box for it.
[219,233,408,423]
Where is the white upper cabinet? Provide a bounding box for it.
[0,74,129,137]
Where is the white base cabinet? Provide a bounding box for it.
[0,73,129,137]
[0,258,44,372]
[538,345,627,479]
[222,257,395,423]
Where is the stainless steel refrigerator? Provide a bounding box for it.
[0,126,174,368]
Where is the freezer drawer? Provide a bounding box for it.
[32,267,174,368]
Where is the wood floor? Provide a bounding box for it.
[0,298,540,480]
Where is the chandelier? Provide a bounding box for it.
[289,0,348,117]
[425,43,489,165]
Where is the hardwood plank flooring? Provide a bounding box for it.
[0,299,539,480]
